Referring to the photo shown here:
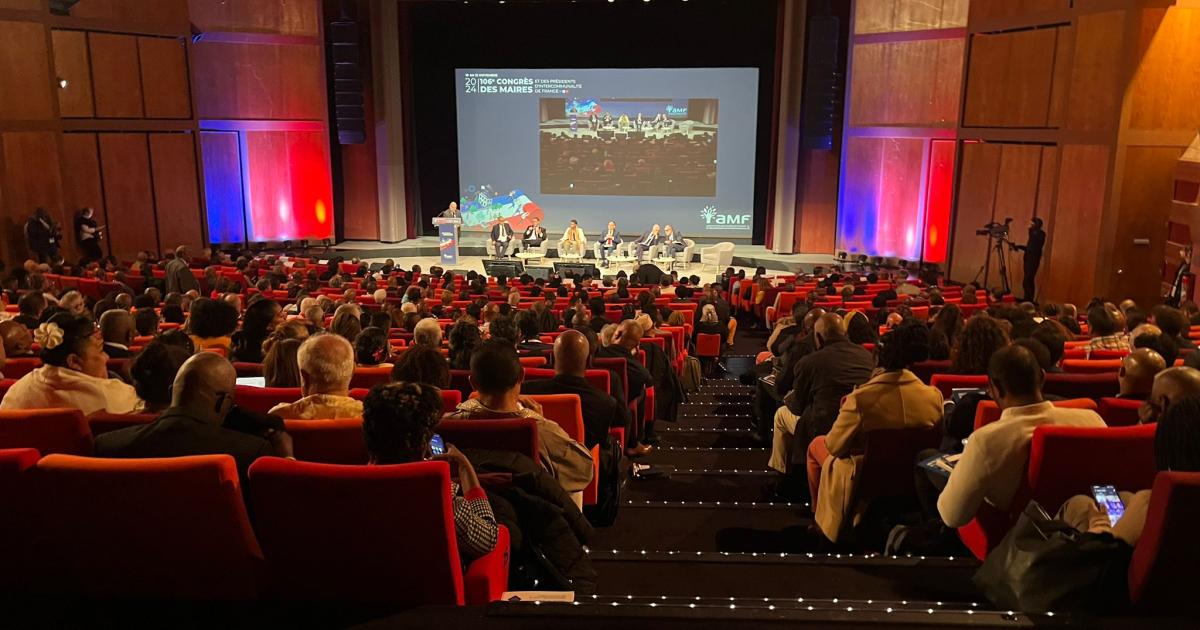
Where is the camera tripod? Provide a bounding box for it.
[972,232,1017,296]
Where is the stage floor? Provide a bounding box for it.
[329,237,833,277]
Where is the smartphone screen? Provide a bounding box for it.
[429,434,445,456]
[1091,484,1125,527]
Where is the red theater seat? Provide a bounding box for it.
[857,424,942,502]
[436,418,539,461]
[1097,397,1142,427]
[1128,471,1200,613]
[3,358,42,380]
[1061,359,1123,374]
[29,454,262,599]
[283,417,367,465]
[247,457,509,606]
[1026,424,1158,512]
[87,412,157,437]
[349,366,393,389]
[234,386,301,414]
[972,398,1097,431]
[929,374,988,400]
[0,408,92,455]
[1043,372,1119,399]
[527,393,599,505]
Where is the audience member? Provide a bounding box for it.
[412,317,443,348]
[361,382,498,561]
[808,322,943,542]
[391,344,450,388]
[133,307,159,336]
[928,346,1105,528]
[1118,348,1167,400]
[188,297,239,354]
[448,320,483,370]
[269,334,361,419]
[1086,304,1129,351]
[263,337,303,388]
[446,340,593,500]
[98,308,135,358]
[95,352,291,481]
[231,298,284,362]
[354,327,393,368]
[0,320,34,357]
[1140,366,1200,424]
[127,340,192,413]
[521,329,628,449]
[1,313,140,414]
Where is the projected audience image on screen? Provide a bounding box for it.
[539,98,719,197]
[455,68,758,236]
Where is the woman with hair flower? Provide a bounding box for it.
[0,313,141,414]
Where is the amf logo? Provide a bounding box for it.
[700,205,751,231]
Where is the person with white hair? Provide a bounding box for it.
[373,289,388,305]
[58,290,86,317]
[268,333,363,419]
[412,317,443,348]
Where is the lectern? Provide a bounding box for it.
[432,217,462,265]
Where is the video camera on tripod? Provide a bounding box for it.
[976,217,1013,241]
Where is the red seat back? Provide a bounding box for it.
[437,418,539,461]
[695,333,722,358]
[440,388,463,413]
[929,374,988,400]
[1027,424,1158,512]
[526,394,584,443]
[1128,471,1200,612]
[234,386,301,414]
[3,358,42,380]
[247,458,466,605]
[283,418,368,465]
[973,398,1097,431]
[233,362,264,377]
[30,454,262,599]
[0,378,17,401]
[1097,397,1143,427]
[349,366,392,390]
[517,356,547,368]
[1061,359,1123,374]
[87,412,156,437]
[0,448,39,589]
[910,360,952,384]
[858,424,942,500]
[1043,372,1119,399]
[0,408,91,455]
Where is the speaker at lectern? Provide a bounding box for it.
[432,217,462,265]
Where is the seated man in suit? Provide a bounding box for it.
[489,218,514,259]
[522,216,547,251]
[597,221,622,266]
[633,224,663,261]
[522,329,628,450]
[560,219,586,257]
[98,308,135,358]
[662,225,686,256]
[94,352,294,482]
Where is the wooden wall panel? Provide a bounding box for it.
[69,0,190,34]
[1046,25,1074,129]
[1109,147,1184,306]
[52,30,94,118]
[963,29,1058,128]
[148,133,204,253]
[89,33,144,118]
[1128,8,1200,132]
[59,133,108,257]
[98,133,158,260]
[969,0,1067,24]
[187,0,321,37]
[1041,145,1109,305]
[138,37,191,119]
[795,149,838,254]
[948,143,1001,284]
[0,20,55,121]
[849,39,964,128]
[992,145,1044,290]
[854,0,968,34]
[0,0,45,10]
[190,41,325,120]
[0,132,65,262]
[1066,11,1126,132]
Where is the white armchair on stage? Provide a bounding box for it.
[700,242,735,270]
[558,233,587,260]
[673,238,696,269]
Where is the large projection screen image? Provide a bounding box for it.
[455,68,758,236]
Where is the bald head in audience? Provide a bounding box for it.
[297,333,355,396]
[553,329,590,378]
[1142,366,1200,424]
[1119,348,1166,399]
[413,317,442,348]
[613,319,643,351]
[99,309,134,348]
[172,352,237,424]
[813,312,847,349]
[0,320,32,357]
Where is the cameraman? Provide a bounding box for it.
[1016,217,1046,302]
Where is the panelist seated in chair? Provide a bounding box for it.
[597,221,622,265]
[559,219,586,257]
[522,216,547,252]
[633,224,663,261]
[362,381,499,562]
[489,218,515,259]
[661,225,686,256]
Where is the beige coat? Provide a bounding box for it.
[815,369,942,541]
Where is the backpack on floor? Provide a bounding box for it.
[680,356,702,393]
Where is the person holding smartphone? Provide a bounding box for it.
[1055,394,1200,545]
[362,381,498,562]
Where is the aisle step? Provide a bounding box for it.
[622,469,778,503]
[589,502,810,552]
[653,428,763,448]
[641,446,771,471]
